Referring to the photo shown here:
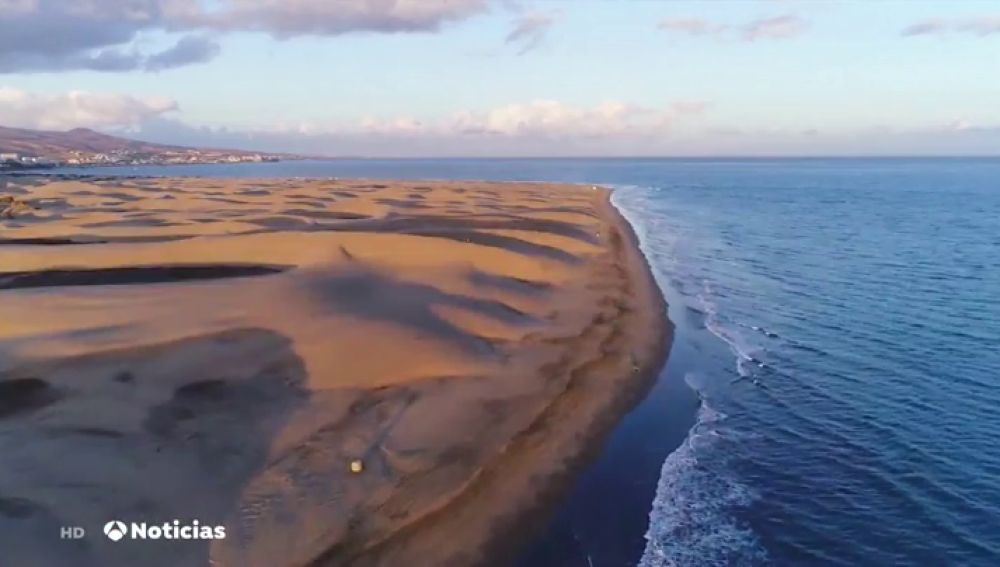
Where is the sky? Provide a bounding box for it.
[1,0,999,157]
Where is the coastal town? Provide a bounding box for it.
[0,125,290,170]
[0,148,283,170]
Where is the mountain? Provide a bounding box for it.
[0,125,280,163]
[0,126,184,156]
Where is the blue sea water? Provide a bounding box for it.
[43,158,1000,565]
[614,159,1000,567]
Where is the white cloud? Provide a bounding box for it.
[359,116,426,135]
[657,18,728,36]
[450,100,674,139]
[224,100,686,141]
[902,16,1000,37]
[741,15,807,42]
[238,100,695,141]
[900,19,948,37]
[670,100,711,114]
[0,87,178,130]
[505,11,557,55]
[960,17,1000,36]
[657,14,806,42]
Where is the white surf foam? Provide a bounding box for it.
[696,282,761,378]
[610,186,768,566]
[638,395,766,567]
[612,185,764,380]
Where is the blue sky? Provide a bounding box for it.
[1,0,999,156]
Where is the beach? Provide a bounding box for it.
[0,175,670,566]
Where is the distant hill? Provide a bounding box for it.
[1,126,176,156]
[0,125,272,160]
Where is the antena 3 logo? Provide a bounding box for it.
[103,520,226,542]
[103,521,127,542]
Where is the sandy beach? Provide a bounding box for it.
[0,175,669,567]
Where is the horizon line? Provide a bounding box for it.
[298,154,1000,160]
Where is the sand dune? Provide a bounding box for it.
[0,175,669,566]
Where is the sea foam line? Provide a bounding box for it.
[637,394,766,567]
[609,185,767,566]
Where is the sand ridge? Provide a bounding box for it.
[0,175,669,566]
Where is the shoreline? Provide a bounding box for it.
[334,189,673,566]
[516,189,701,566]
[0,176,671,566]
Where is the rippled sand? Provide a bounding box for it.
[0,175,668,566]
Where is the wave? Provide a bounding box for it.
[695,282,764,379]
[608,185,674,297]
[638,395,767,567]
[611,185,766,380]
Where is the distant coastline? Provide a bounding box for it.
[0,152,291,171]
[0,124,300,171]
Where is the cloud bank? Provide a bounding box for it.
[176,0,489,37]
[0,0,489,73]
[131,116,1000,158]
[4,87,995,158]
[0,87,717,155]
[0,87,178,130]
[0,87,702,140]
[902,16,1000,37]
[657,14,807,41]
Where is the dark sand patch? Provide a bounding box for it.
[0,378,60,419]
[0,265,289,290]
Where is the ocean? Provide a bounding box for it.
[38,158,1000,565]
